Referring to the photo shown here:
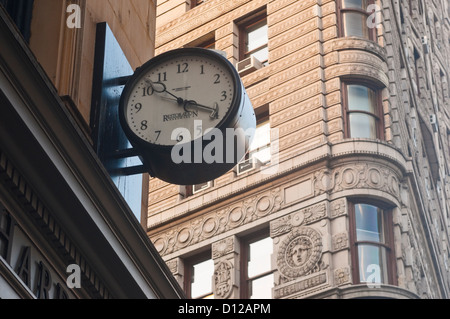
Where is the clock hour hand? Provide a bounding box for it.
[145,79,185,105]
[184,101,219,119]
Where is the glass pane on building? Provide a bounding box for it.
[349,113,377,138]
[249,273,274,299]
[191,258,214,299]
[358,244,388,284]
[249,121,271,164]
[355,204,384,243]
[248,236,273,278]
[247,20,268,52]
[343,12,369,38]
[347,85,376,113]
[342,0,367,9]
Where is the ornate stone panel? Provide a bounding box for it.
[276,226,323,280]
[213,260,233,299]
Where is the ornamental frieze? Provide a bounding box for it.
[152,188,283,257]
[313,163,402,198]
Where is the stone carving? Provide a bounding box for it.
[277,227,323,280]
[330,198,346,218]
[214,261,233,299]
[152,187,283,256]
[212,237,234,259]
[313,163,401,199]
[270,202,327,238]
[332,233,348,252]
[334,268,350,286]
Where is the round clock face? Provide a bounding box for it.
[123,50,237,146]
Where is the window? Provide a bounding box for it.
[0,205,13,262]
[239,11,269,66]
[338,0,377,41]
[184,252,214,299]
[240,231,274,299]
[349,202,396,285]
[342,82,384,139]
[248,107,270,165]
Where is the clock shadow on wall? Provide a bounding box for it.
[90,23,144,220]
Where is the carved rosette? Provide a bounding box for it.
[277,227,323,280]
[213,260,233,299]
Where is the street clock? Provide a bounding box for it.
[119,48,256,185]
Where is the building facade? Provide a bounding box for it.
[146,0,450,299]
[0,1,184,299]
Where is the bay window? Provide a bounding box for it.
[349,202,396,286]
[343,83,384,139]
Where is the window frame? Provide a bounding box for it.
[238,10,268,65]
[348,200,397,286]
[337,0,377,41]
[342,81,385,140]
[184,251,214,299]
[240,229,274,299]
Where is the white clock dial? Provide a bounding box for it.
[125,53,235,146]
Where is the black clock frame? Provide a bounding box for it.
[119,48,256,185]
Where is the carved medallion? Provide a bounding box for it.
[277,227,322,279]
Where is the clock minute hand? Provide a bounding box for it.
[145,79,185,105]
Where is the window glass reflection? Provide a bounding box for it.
[349,113,377,138]
[191,258,214,299]
[355,204,384,242]
[343,12,369,38]
[249,273,274,299]
[248,236,273,277]
[358,244,388,284]
[347,85,376,112]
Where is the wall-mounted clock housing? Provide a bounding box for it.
[119,48,256,185]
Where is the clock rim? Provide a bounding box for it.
[119,47,243,150]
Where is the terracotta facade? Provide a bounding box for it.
[147,0,450,299]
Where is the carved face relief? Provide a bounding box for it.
[277,227,322,280]
[287,237,313,267]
